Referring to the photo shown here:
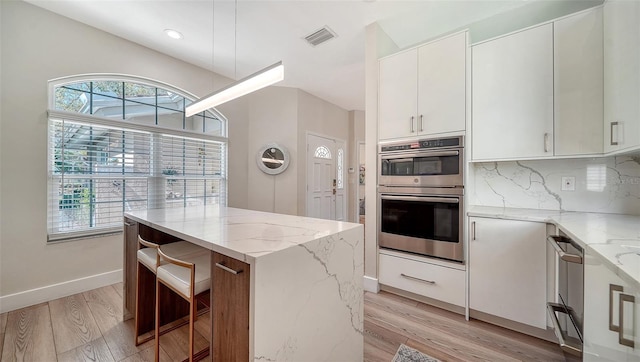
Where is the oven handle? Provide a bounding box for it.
[547,303,583,357]
[547,236,582,264]
[380,195,459,204]
[380,150,460,160]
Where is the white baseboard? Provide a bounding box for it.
[0,269,123,314]
[363,275,379,293]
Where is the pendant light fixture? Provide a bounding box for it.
[186,0,284,117]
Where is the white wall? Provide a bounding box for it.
[0,1,354,309]
[364,23,399,287]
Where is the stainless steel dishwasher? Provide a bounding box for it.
[547,232,584,361]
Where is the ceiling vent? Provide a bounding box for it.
[304,26,337,47]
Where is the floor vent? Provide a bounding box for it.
[304,26,337,47]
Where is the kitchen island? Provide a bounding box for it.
[123,205,364,361]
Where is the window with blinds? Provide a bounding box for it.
[48,77,227,241]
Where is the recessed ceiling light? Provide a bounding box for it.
[164,29,183,40]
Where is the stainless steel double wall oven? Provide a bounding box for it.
[378,136,464,262]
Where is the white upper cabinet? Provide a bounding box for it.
[379,49,418,140]
[378,32,466,141]
[417,32,466,136]
[554,8,604,156]
[472,24,554,161]
[603,0,640,154]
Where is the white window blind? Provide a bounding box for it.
[48,116,226,241]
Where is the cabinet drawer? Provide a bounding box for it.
[379,253,464,307]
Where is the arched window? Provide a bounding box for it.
[314,146,332,159]
[48,75,228,241]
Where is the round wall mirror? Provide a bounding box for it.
[256,143,290,175]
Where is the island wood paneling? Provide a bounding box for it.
[212,252,250,362]
[123,218,138,320]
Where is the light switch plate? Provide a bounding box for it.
[561,176,575,191]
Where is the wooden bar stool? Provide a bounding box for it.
[155,247,211,362]
[135,236,208,345]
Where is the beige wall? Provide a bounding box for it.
[246,87,299,215]
[348,111,365,222]
[0,0,249,297]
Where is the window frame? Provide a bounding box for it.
[47,74,228,242]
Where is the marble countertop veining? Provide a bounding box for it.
[125,205,362,263]
[468,205,640,289]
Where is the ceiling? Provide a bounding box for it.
[25,0,530,111]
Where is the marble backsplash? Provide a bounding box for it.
[471,156,640,215]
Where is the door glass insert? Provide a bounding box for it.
[314,146,332,159]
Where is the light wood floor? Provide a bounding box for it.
[0,284,563,361]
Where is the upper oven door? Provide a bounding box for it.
[379,149,463,187]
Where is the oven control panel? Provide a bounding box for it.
[380,136,463,153]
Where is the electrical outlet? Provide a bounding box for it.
[561,176,575,191]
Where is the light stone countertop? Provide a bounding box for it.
[468,205,640,289]
[125,205,362,263]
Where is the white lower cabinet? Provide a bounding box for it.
[379,252,465,307]
[468,217,547,329]
[583,248,638,361]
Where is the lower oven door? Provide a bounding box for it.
[379,193,463,262]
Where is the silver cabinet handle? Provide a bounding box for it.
[610,121,619,146]
[546,236,582,264]
[547,303,583,357]
[609,284,623,332]
[124,222,133,227]
[410,116,415,133]
[419,115,424,132]
[401,273,435,285]
[472,221,476,241]
[619,293,635,348]
[215,262,243,275]
[544,133,550,152]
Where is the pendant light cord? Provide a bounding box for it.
[234,0,238,80]
[211,0,216,89]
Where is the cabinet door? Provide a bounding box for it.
[554,8,604,156]
[631,288,640,361]
[378,49,418,140]
[212,252,250,362]
[123,217,138,320]
[417,32,466,135]
[603,0,640,153]
[472,24,554,160]
[469,217,547,329]
[583,249,633,361]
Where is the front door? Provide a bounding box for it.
[306,134,346,221]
